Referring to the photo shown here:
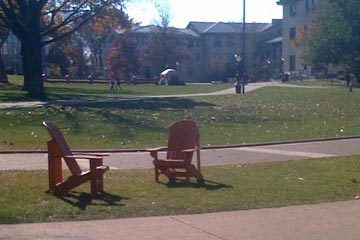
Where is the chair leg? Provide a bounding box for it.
[90,175,98,196]
[188,165,204,182]
[155,166,160,182]
[186,171,190,182]
[98,172,104,192]
[90,161,101,196]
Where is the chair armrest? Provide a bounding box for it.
[146,147,166,161]
[64,155,103,160]
[146,147,167,152]
[73,152,110,157]
[182,148,197,153]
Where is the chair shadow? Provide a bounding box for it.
[55,191,129,210]
[161,179,233,190]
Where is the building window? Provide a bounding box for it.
[289,27,296,40]
[311,0,317,11]
[272,48,277,59]
[213,52,222,58]
[214,36,222,48]
[289,4,296,16]
[187,39,194,48]
[227,53,234,62]
[289,55,296,71]
[226,36,234,47]
[306,0,310,13]
[188,69,193,78]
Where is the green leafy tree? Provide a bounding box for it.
[303,0,360,82]
[45,38,76,77]
[46,6,131,79]
[0,1,129,98]
[81,7,131,77]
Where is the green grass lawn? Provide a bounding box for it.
[1,86,359,150]
[1,155,359,224]
[1,78,360,225]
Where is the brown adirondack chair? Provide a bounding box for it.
[43,121,109,196]
[147,120,204,183]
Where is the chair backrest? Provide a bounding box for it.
[166,120,199,161]
[43,121,82,175]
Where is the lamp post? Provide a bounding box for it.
[234,54,241,93]
[266,59,271,80]
[280,57,285,82]
[176,61,180,79]
[241,0,246,94]
[234,0,246,94]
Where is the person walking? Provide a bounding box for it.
[115,76,122,91]
[110,76,116,92]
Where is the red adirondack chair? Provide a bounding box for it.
[43,121,109,196]
[147,120,204,183]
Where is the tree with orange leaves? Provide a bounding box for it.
[106,34,138,82]
[0,0,129,99]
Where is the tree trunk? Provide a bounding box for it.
[21,37,46,99]
[353,63,360,84]
[77,38,86,78]
[0,52,8,83]
[14,3,47,99]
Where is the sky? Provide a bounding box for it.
[125,0,283,28]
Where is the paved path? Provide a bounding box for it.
[1,137,360,171]
[1,200,359,240]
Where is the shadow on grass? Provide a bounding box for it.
[161,179,233,190]
[44,97,215,137]
[56,191,129,210]
[49,96,215,110]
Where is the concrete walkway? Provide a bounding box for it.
[2,137,360,171]
[1,200,359,240]
[1,138,360,239]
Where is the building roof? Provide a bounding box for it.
[267,36,282,44]
[277,0,300,5]
[126,25,199,37]
[178,28,200,37]
[126,21,275,37]
[258,19,282,32]
[187,21,269,34]
[130,25,156,33]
